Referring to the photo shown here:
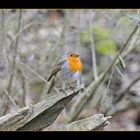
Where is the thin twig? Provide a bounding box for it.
[62,9,69,53]
[105,75,140,115]
[19,68,27,107]
[99,64,115,114]
[0,10,9,116]
[18,60,60,94]
[114,75,140,104]
[1,9,6,51]
[4,90,19,110]
[76,10,80,53]
[76,10,82,88]
[7,10,22,94]
[5,11,16,27]
[89,10,98,80]
[21,74,26,107]
[122,28,140,58]
[7,21,36,49]
[19,60,48,83]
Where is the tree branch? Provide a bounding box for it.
[0,88,83,131]
[63,114,111,131]
[89,10,98,80]
[7,9,22,94]
[113,75,140,105]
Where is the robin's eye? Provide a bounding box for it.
[70,54,73,57]
[77,55,79,57]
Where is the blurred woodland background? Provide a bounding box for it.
[0,9,140,131]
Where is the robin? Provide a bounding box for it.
[47,52,83,94]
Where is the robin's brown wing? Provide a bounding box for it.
[47,57,67,82]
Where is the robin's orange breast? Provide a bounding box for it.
[67,57,83,74]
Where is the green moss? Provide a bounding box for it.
[93,25,112,41]
[119,16,133,26]
[80,32,90,44]
[96,39,117,56]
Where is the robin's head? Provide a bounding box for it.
[69,53,79,58]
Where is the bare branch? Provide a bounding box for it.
[1,9,6,51]
[99,64,115,114]
[4,90,19,110]
[0,88,82,131]
[114,75,140,104]
[7,9,22,94]
[63,114,111,131]
[89,10,98,80]
[18,60,61,95]
[19,60,48,83]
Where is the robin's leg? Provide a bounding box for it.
[59,89,67,96]
[68,82,75,93]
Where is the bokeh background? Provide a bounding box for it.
[0,9,140,131]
